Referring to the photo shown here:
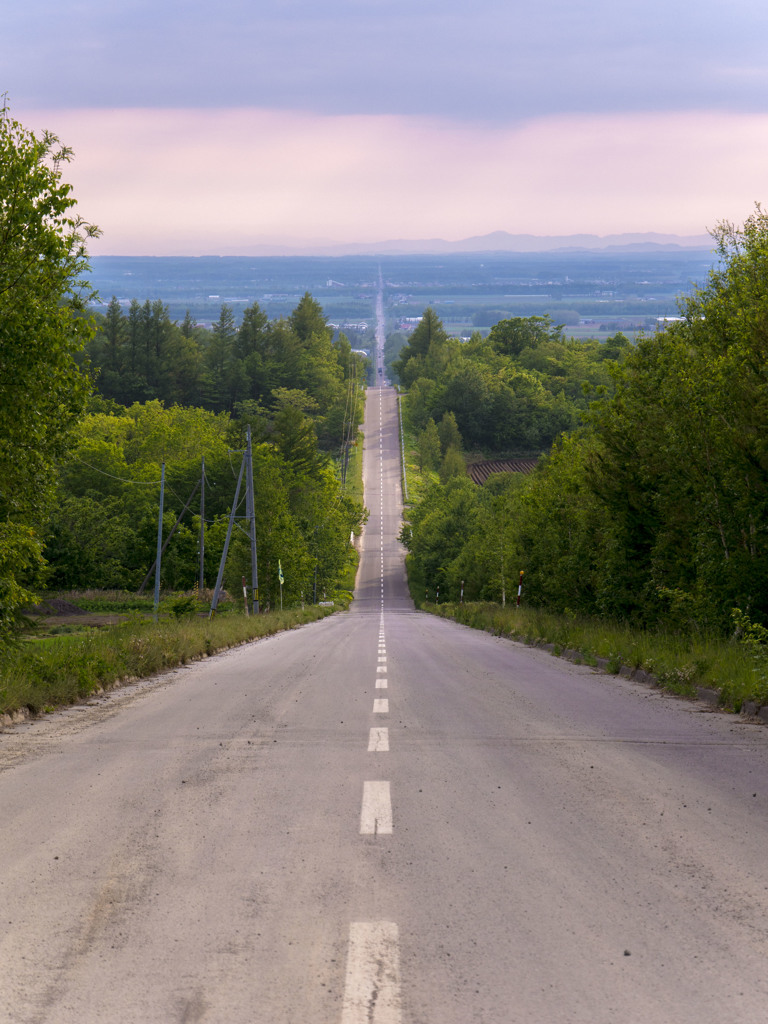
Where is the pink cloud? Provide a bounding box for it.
[16,107,768,253]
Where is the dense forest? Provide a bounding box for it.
[390,310,629,455]
[82,293,366,450]
[45,292,367,605]
[400,208,768,637]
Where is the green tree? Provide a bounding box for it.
[439,446,466,484]
[203,304,249,411]
[392,309,450,387]
[437,410,463,456]
[289,291,328,344]
[488,315,560,356]
[401,477,479,601]
[0,103,98,642]
[237,302,269,359]
[417,418,441,472]
[180,310,197,338]
[102,296,125,374]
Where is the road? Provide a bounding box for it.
[3,383,768,1022]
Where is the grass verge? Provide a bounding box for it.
[427,601,768,713]
[0,603,339,718]
[343,428,365,508]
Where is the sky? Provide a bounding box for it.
[5,0,768,254]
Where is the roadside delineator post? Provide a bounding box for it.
[517,570,524,607]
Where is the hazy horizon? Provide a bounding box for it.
[7,2,767,255]
[88,229,715,260]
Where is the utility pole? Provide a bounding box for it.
[153,462,165,622]
[138,479,200,595]
[210,451,245,617]
[245,425,259,613]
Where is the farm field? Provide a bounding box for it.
[88,249,715,341]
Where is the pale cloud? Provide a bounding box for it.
[6,0,768,121]
[18,107,768,254]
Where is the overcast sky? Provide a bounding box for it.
[6,0,768,253]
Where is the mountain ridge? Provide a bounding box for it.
[197,230,713,258]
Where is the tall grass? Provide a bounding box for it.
[0,604,338,717]
[58,590,156,613]
[429,601,767,712]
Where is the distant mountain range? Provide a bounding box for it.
[210,230,713,257]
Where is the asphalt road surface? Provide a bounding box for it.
[3,384,768,1023]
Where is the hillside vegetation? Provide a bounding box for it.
[392,309,628,454]
[38,292,365,607]
[400,207,768,648]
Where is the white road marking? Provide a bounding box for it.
[360,781,393,835]
[375,678,387,688]
[378,656,387,663]
[340,922,401,1024]
[368,727,389,752]
[373,698,389,713]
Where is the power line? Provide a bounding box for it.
[70,457,160,485]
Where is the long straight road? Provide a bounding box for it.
[3,383,768,1022]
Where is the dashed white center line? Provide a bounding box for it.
[375,678,387,689]
[340,922,402,1024]
[373,698,389,713]
[360,781,393,835]
[368,727,389,752]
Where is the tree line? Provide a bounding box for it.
[57,292,367,603]
[48,397,364,608]
[391,308,629,454]
[85,293,365,451]
[401,208,768,637]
